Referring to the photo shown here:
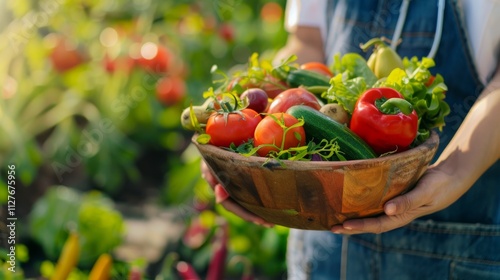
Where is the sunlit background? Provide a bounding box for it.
[0,0,289,279]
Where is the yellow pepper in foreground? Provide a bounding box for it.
[51,232,80,280]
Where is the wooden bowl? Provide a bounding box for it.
[194,131,439,230]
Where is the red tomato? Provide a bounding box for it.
[137,42,170,73]
[254,113,306,157]
[48,35,86,73]
[103,53,135,74]
[425,75,435,87]
[156,76,186,106]
[267,88,321,114]
[218,23,234,43]
[260,2,283,23]
[300,62,333,77]
[260,75,289,98]
[206,109,262,147]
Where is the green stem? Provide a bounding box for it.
[380,98,414,115]
[304,86,329,95]
[359,37,387,51]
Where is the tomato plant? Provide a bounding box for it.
[267,88,321,113]
[300,62,333,77]
[206,109,262,147]
[156,76,186,106]
[253,113,306,157]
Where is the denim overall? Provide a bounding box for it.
[287,1,500,279]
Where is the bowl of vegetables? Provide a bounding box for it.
[183,41,449,230]
[194,129,439,230]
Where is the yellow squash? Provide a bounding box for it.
[51,232,80,280]
[88,253,113,280]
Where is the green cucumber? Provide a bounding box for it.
[287,105,377,160]
[286,69,331,88]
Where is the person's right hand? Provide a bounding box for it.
[201,160,274,228]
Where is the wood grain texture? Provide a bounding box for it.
[194,131,439,230]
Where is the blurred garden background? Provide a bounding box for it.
[0,0,290,279]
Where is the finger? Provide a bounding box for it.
[384,182,429,216]
[220,198,274,228]
[214,184,230,204]
[200,161,218,187]
[332,214,412,234]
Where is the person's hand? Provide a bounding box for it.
[330,162,466,234]
[201,160,274,228]
[330,59,500,235]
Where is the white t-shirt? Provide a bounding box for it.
[284,0,500,85]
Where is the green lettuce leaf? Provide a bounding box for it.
[322,53,377,113]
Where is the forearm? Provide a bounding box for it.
[273,26,325,65]
[435,65,500,188]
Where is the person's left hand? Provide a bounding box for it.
[330,162,465,234]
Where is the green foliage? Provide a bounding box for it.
[1,0,289,278]
[215,206,289,277]
[378,56,450,143]
[323,53,376,113]
[0,0,287,193]
[28,186,125,267]
[173,208,288,279]
[323,52,450,145]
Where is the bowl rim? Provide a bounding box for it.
[192,130,440,168]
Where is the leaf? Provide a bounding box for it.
[187,103,205,133]
[323,52,380,114]
[379,56,451,139]
[332,53,378,86]
[196,134,211,144]
[385,68,407,85]
[324,74,367,113]
[282,209,299,215]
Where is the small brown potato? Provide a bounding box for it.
[320,103,350,125]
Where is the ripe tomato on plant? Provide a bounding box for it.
[254,113,306,157]
[206,108,262,148]
[103,53,135,74]
[300,62,333,77]
[156,76,186,106]
[218,23,235,43]
[47,34,86,73]
[137,42,171,73]
[267,88,321,114]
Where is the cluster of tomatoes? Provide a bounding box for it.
[204,62,333,157]
[46,32,186,107]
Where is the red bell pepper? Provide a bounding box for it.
[350,87,418,155]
